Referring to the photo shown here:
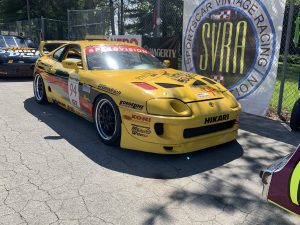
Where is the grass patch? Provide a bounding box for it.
[270,63,300,112]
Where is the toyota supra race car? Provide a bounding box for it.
[33,40,241,154]
[0,34,39,77]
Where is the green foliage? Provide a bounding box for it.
[0,0,109,22]
[287,0,300,6]
[125,0,183,36]
[279,54,300,64]
[270,63,300,112]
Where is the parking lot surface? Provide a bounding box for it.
[0,79,300,225]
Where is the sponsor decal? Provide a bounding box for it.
[123,114,152,123]
[183,0,276,100]
[82,84,91,94]
[119,101,144,111]
[109,35,142,46]
[142,36,179,69]
[135,72,160,80]
[290,161,300,206]
[131,124,151,137]
[148,48,177,58]
[197,93,210,98]
[205,114,229,124]
[86,45,150,55]
[68,74,81,108]
[0,49,39,57]
[166,72,196,83]
[203,87,216,96]
[98,84,121,96]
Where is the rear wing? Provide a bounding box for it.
[39,40,70,56]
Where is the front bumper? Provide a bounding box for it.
[0,63,35,77]
[120,103,241,154]
[121,125,238,154]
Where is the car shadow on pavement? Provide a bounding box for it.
[24,97,244,179]
[0,77,33,82]
[239,113,300,147]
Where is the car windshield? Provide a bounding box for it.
[86,45,165,70]
[0,36,35,48]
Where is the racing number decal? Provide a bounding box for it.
[68,74,80,108]
[290,161,300,206]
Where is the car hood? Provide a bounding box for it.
[88,68,230,103]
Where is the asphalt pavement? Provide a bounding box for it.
[0,78,299,225]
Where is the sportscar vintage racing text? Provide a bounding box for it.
[33,40,241,154]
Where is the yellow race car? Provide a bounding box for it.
[34,40,241,154]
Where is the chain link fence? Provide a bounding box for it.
[0,18,42,44]
[269,1,300,118]
[0,17,68,45]
[68,9,111,40]
[42,18,68,41]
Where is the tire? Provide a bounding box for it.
[94,95,121,145]
[33,74,48,104]
[290,99,300,131]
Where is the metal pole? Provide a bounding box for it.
[67,9,70,40]
[120,0,124,35]
[26,0,31,22]
[155,0,161,37]
[41,16,45,41]
[278,0,295,115]
[26,0,31,36]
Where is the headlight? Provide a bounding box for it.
[147,99,192,117]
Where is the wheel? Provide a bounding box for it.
[94,95,121,145]
[33,74,48,104]
[290,99,300,131]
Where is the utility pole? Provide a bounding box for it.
[278,0,295,115]
[120,0,124,35]
[26,0,31,35]
[26,0,31,22]
[154,0,161,37]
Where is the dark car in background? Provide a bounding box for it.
[290,75,300,131]
[0,35,39,77]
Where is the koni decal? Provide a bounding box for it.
[123,114,151,123]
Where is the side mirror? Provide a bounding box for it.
[62,59,79,71]
[163,60,171,68]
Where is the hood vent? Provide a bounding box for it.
[202,77,217,84]
[192,80,206,86]
[155,83,184,88]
